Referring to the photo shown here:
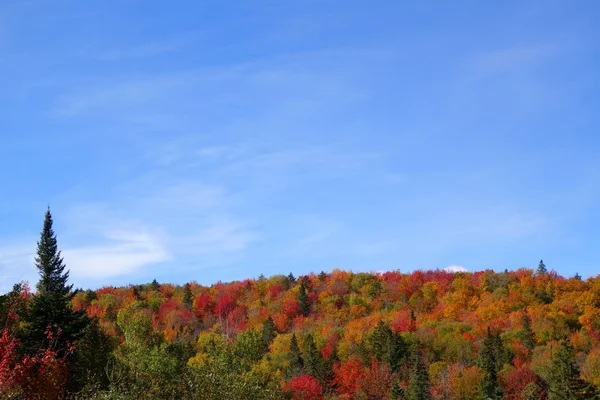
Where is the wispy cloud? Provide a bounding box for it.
[64,230,170,280]
[55,176,259,286]
[0,242,37,293]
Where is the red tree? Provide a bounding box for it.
[285,375,324,400]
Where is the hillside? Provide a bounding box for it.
[3,262,600,399]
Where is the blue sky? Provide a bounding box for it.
[0,1,599,292]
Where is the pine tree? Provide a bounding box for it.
[406,346,431,400]
[478,328,503,400]
[261,317,277,352]
[369,320,407,372]
[288,333,304,377]
[318,271,327,282]
[390,380,404,399]
[573,273,582,281]
[150,279,160,291]
[298,279,310,317]
[21,208,88,356]
[303,333,325,383]
[322,344,337,390]
[537,259,547,275]
[182,283,193,310]
[521,313,536,353]
[549,339,599,399]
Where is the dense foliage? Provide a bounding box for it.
[2,212,600,399]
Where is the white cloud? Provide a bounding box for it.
[64,230,170,279]
[0,242,37,293]
[444,265,469,273]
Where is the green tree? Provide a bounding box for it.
[150,279,160,291]
[549,339,598,399]
[182,283,193,310]
[478,328,503,400]
[303,333,324,382]
[70,319,115,393]
[298,279,310,317]
[288,333,304,377]
[232,330,265,370]
[537,259,547,275]
[21,208,88,355]
[406,346,431,400]
[369,320,407,372]
[390,380,404,399]
[261,317,277,352]
[521,313,536,353]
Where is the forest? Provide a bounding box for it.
[1,210,600,400]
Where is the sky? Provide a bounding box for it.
[0,0,599,292]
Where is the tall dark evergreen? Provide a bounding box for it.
[369,320,407,372]
[406,346,431,400]
[182,283,193,310]
[549,339,598,399]
[288,333,304,378]
[298,278,310,317]
[22,208,88,355]
[537,259,547,275]
[303,333,325,384]
[478,328,504,400]
[261,317,277,352]
[390,381,404,400]
[521,313,536,353]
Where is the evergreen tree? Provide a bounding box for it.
[390,380,404,399]
[537,259,547,275]
[298,279,310,317]
[318,271,327,282]
[369,320,407,372]
[549,339,598,399]
[303,333,325,383]
[573,273,582,281]
[406,346,431,400]
[322,344,337,390]
[150,279,160,291]
[288,333,304,377]
[261,317,277,352]
[21,208,88,356]
[521,313,536,353]
[478,328,503,400]
[182,283,193,310]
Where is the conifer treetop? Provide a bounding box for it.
[36,207,71,296]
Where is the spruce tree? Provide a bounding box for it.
[298,278,310,317]
[22,208,88,356]
[369,320,407,372]
[537,259,547,275]
[261,317,277,352]
[390,381,404,399]
[478,328,503,400]
[521,313,536,353]
[303,333,325,383]
[150,279,160,291]
[182,283,193,310]
[406,345,431,400]
[288,333,304,377]
[549,339,598,399]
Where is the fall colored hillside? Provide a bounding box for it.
[4,262,600,398]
